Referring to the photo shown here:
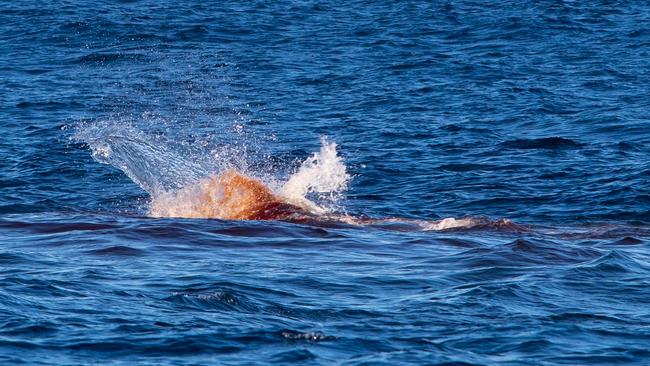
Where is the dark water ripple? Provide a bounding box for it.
[3,0,650,364]
[0,215,649,364]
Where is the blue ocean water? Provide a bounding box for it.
[2,1,650,364]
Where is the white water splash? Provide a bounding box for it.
[74,120,215,195]
[75,120,349,217]
[421,217,481,231]
[280,137,350,213]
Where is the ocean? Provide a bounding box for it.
[2,1,650,364]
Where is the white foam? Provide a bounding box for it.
[422,217,480,231]
[279,137,350,213]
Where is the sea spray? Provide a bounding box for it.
[76,119,351,218]
[74,119,216,194]
[149,138,351,219]
[280,137,350,213]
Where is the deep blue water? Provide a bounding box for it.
[2,1,650,364]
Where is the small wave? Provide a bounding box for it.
[501,137,583,150]
[73,52,148,64]
[279,330,335,342]
[271,349,318,363]
[165,290,260,312]
[16,101,81,109]
[423,217,481,230]
[440,124,493,134]
[547,312,626,323]
[438,163,494,172]
[611,237,644,245]
[0,217,120,235]
[422,217,527,232]
[86,245,145,257]
[569,250,648,277]
[0,252,30,265]
[175,25,209,40]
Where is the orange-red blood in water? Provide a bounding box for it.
[190,170,307,220]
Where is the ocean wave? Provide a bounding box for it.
[500,137,583,150]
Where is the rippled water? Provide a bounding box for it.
[2,1,650,365]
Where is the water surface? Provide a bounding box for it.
[2,1,650,365]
